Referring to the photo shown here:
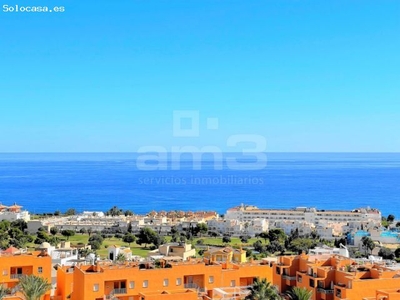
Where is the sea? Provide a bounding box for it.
[0,152,399,218]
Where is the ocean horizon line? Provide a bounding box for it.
[1,151,400,153]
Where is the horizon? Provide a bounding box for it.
[1,151,400,154]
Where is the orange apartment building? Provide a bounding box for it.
[274,252,400,300]
[54,257,274,300]
[0,248,52,300]
[4,246,400,300]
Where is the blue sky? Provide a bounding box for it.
[0,0,399,152]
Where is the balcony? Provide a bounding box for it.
[282,275,296,281]
[184,283,199,289]
[112,288,127,294]
[317,288,334,294]
[106,288,127,299]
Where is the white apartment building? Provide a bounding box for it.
[226,204,381,225]
[0,203,30,222]
[36,241,79,266]
[0,210,30,222]
[207,219,243,236]
[309,245,350,258]
[248,218,269,237]
[107,245,132,261]
[341,220,377,233]
[80,211,105,218]
[143,223,173,235]
[315,226,336,240]
[271,220,315,236]
[315,220,347,239]
[207,218,268,237]
[143,216,167,225]
[27,214,129,234]
[177,219,206,231]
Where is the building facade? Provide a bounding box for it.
[226,204,381,225]
[55,257,273,300]
[0,248,52,300]
[274,252,400,300]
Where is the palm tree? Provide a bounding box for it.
[285,287,312,300]
[116,253,126,262]
[361,236,375,255]
[245,277,281,300]
[18,274,52,300]
[0,285,10,299]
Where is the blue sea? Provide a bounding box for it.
[0,152,399,217]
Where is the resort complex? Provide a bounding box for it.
[21,204,394,248]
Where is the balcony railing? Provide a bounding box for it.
[106,288,127,300]
[317,288,334,294]
[184,283,199,289]
[112,288,127,294]
[10,274,23,279]
[282,275,296,281]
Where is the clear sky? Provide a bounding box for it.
[0,0,399,152]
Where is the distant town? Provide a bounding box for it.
[1,202,392,246]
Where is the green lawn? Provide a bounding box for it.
[26,233,88,249]
[130,245,152,257]
[27,233,153,258]
[68,234,89,244]
[27,233,266,259]
[96,237,145,257]
[165,235,264,247]
[191,237,261,247]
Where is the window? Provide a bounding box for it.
[129,281,135,289]
[297,275,302,283]
[176,278,182,286]
[336,289,342,298]
[230,280,236,287]
[2,270,8,276]
[276,267,281,275]
[309,279,315,288]
[93,284,99,292]
[209,276,214,284]
[163,279,169,287]
[38,267,43,274]
[143,280,148,288]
